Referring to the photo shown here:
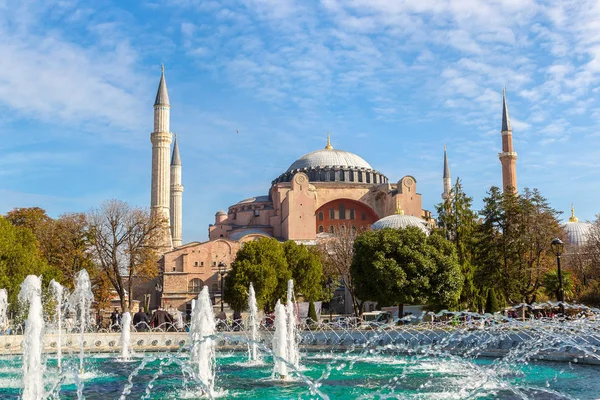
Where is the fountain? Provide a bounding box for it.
[0,288,8,334]
[49,279,64,370]
[68,269,94,373]
[285,279,300,369]
[247,283,259,363]
[272,300,288,379]
[189,286,216,395]
[120,312,132,361]
[18,275,44,400]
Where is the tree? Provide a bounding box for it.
[223,237,290,312]
[474,187,563,304]
[0,216,60,311]
[351,227,463,317]
[435,178,481,310]
[86,200,163,311]
[542,270,574,302]
[485,288,500,313]
[318,223,364,316]
[282,241,323,302]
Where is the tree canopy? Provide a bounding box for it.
[351,227,463,315]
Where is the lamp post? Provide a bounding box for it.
[218,261,226,312]
[551,238,565,315]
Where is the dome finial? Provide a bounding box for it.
[395,204,404,215]
[569,203,578,223]
[325,132,333,150]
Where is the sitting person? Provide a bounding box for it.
[133,310,150,332]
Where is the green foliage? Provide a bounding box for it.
[351,227,463,311]
[485,288,500,313]
[283,241,323,302]
[0,216,61,312]
[435,178,481,310]
[224,238,290,312]
[542,270,574,301]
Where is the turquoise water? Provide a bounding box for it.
[1,350,599,399]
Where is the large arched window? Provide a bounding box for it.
[188,278,203,293]
[318,211,324,221]
[339,204,346,220]
[318,225,324,233]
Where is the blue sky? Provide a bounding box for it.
[1,0,599,242]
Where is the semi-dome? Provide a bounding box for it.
[564,206,592,247]
[372,212,430,235]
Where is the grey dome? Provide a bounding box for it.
[216,210,227,216]
[287,149,372,172]
[372,214,430,235]
[564,221,592,247]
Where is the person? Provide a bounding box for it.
[133,309,150,332]
[232,310,243,331]
[150,306,174,331]
[110,308,121,331]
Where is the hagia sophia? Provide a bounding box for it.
[143,68,591,312]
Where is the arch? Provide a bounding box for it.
[315,198,378,234]
[188,278,204,293]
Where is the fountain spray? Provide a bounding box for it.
[49,280,64,370]
[272,300,288,379]
[286,279,300,368]
[120,311,132,361]
[0,288,8,333]
[189,286,216,395]
[248,283,260,363]
[69,269,94,373]
[19,275,45,400]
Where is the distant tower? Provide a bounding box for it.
[442,145,452,201]
[499,88,517,192]
[150,65,173,250]
[170,135,183,248]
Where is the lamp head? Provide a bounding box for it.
[551,238,564,256]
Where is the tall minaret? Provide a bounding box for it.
[170,135,183,248]
[442,144,452,201]
[150,65,173,250]
[499,88,517,192]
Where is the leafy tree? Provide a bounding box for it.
[542,270,574,301]
[435,178,481,310]
[474,187,563,304]
[0,216,60,311]
[283,241,323,302]
[86,200,163,311]
[223,238,290,312]
[351,227,463,317]
[308,301,318,323]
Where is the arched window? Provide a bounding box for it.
[350,209,355,220]
[349,171,354,182]
[188,278,203,293]
[320,170,326,181]
[351,225,357,233]
[339,204,346,220]
[366,173,370,183]
[358,172,363,183]
[328,226,335,233]
[318,225,324,233]
[339,170,345,181]
[329,170,335,181]
[318,211,324,221]
[330,208,335,220]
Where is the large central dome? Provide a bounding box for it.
[287,148,372,172]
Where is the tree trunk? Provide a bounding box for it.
[398,303,404,322]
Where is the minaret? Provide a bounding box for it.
[442,145,452,201]
[569,204,578,223]
[499,88,517,192]
[150,65,173,250]
[170,135,183,248]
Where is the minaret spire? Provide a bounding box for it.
[151,65,173,251]
[442,145,452,201]
[325,132,333,150]
[498,88,517,193]
[569,203,579,223]
[170,134,184,248]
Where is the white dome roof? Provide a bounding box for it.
[372,214,430,235]
[564,221,592,247]
[287,149,372,172]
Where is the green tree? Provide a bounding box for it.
[435,178,481,310]
[542,270,574,301]
[224,238,290,312]
[308,301,318,324]
[351,227,463,317]
[283,241,323,302]
[0,216,60,311]
[485,288,500,313]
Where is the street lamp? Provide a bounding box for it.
[218,261,227,312]
[551,238,565,315]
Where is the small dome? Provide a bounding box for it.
[287,149,372,172]
[564,221,592,247]
[372,214,430,235]
[216,210,227,216]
